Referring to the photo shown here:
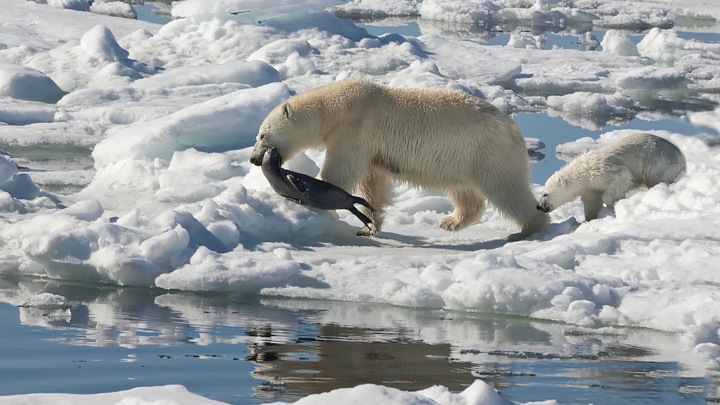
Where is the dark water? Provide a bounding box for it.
[133,2,172,25]
[0,276,714,404]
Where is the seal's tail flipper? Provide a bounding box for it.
[348,206,374,228]
[352,196,375,212]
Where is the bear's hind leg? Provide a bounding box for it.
[477,172,548,241]
[356,168,393,236]
[440,188,486,232]
[601,169,634,214]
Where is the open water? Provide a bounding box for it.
[0,275,714,404]
[1,4,719,404]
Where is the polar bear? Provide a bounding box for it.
[537,133,686,221]
[249,78,548,241]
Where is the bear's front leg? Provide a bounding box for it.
[318,140,368,190]
[581,190,603,221]
[319,142,373,234]
[355,168,393,236]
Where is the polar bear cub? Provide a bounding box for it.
[537,133,686,221]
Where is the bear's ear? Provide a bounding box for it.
[558,175,566,187]
[282,102,293,120]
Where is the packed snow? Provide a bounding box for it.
[0,385,227,405]
[0,380,555,405]
[1,0,720,403]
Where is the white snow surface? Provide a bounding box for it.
[1,0,720,402]
[0,380,554,405]
[0,385,227,405]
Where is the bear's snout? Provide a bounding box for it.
[249,145,268,166]
[536,203,550,213]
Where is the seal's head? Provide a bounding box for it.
[261,147,283,168]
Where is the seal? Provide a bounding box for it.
[260,148,376,232]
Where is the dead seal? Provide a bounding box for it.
[260,148,376,232]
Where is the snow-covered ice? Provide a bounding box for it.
[0,385,227,405]
[2,0,720,403]
[0,380,556,405]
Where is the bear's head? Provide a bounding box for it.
[536,171,580,213]
[250,100,322,166]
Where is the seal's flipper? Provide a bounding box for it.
[286,173,309,194]
[284,196,303,204]
[352,196,375,212]
[348,206,374,228]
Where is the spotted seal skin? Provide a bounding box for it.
[260,148,376,233]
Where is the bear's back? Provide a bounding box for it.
[607,134,686,186]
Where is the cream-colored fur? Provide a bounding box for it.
[250,78,548,241]
[537,133,686,220]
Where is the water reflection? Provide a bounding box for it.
[0,275,714,403]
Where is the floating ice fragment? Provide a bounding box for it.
[600,30,638,56]
[47,0,90,11]
[507,34,541,50]
[90,1,137,19]
[637,28,682,64]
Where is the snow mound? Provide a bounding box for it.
[600,30,638,56]
[0,154,40,200]
[637,28,682,63]
[26,25,157,91]
[90,81,288,188]
[0,64,66,103]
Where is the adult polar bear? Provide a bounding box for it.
[537,133,686,221]
[250,78,548,241]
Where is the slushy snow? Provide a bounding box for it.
[1,0,720,403]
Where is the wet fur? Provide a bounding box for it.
[537,133,687,220]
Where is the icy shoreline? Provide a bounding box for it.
[2,0,720,403]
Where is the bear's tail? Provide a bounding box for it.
[352,196,375,212]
